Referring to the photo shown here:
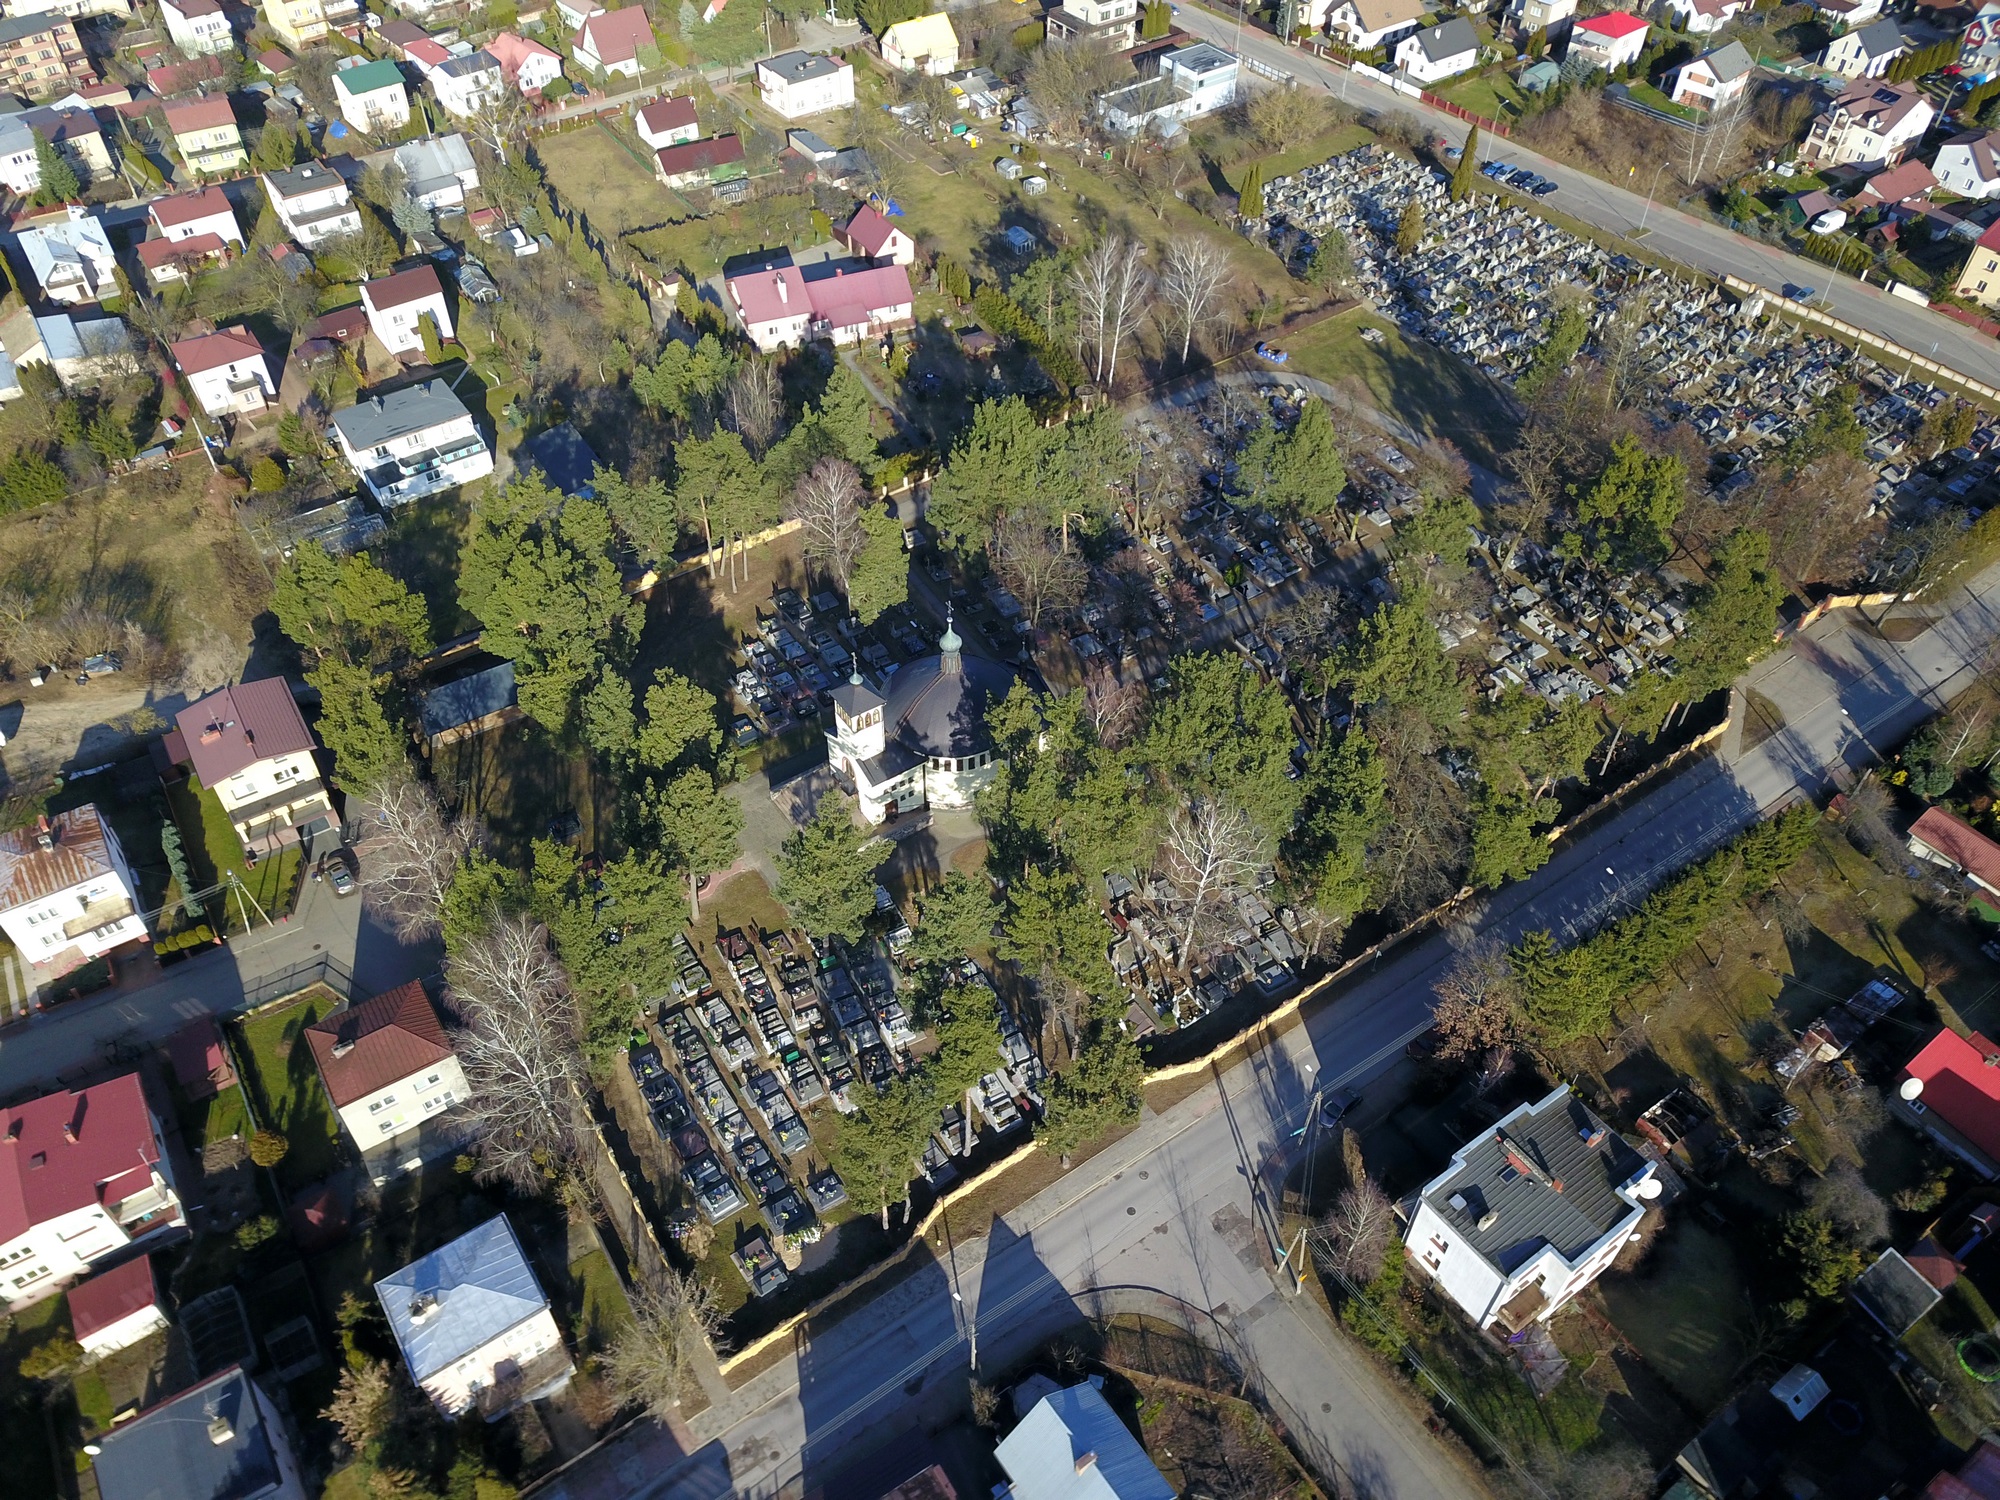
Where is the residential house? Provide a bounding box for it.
[1939,129,2000,197]
[305,980,466,1175]
[27,104,109,183]
[261,0,328,49]
[0,112,36,195]
[147,54,227,98]
[429,50,504,118]
[0,806,146,973]
[420,660,520,746]
[362,263,454,356]
[1505,0,1576,39]
[256,46,295,79]
[0,0,128,18]
[0,15,88,99]
[995,1383,1176,1500]
[148,185,243,248]
[263,160,363,244]
[1664,39,1753,109]
[1908,805,2000,899]
[137,233,230,283]
[377,18,431,57]
[335,58,412,132]
[728,259,914,352]
[1897,1027,2000,1177]
[171,327,274,416]
[635,93,700,150]
[170,677,335,855]
[487,31,563,96]
[553,0,601,27]
[1320,0,1424,50]
[91,1367,306,1500]
[9,311,131,387]
[1567,10,1648,71]
[1802,79,1933,168]
[378,1215,574,1418]
[331,380,493,505]
[1099,40,1239,136]
[838,202,916,265]
[0,1073,184,1310]
[1810,0,1885,26]
[67,1256,166,1358]
[19,207,115,305]
[880,12,960,74]
[1395,17,1480,82]
[653,133,746,188]
[163,94,245,175]
[1821,17,1909,78]
[1857,158,1936,209]
[1403,1084,1658,1330]
[1045,0,1139,49]
[395,132,479,208]
[572,7,655,79]
[1661,0,1749,31]
[159,0,232,54]
[405,36,450,70]
[755,50,854,118]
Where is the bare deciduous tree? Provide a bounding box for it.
[1683,91,1750,186]
[599,1268,722,1413]
[1322,1173,1394,1280]
[1158,234,1231,367]
[1159,795,1269,962]
[1429,940,1521,1060]
[1069,235,1152,386]
[1246,84,1331,148]
[324,1361,397,1453]
[1081,667,1143,749]
[786,457,868,591]
[992,514,1086,627]
[360,774,482,942]
[447,916,589,1190]
[464,87,531,166]
[725,359,782,457]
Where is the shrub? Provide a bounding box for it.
[17,1336,84,1382]
[233,1214,281,1250]
[250,456,286,492]
[248,1129,289,1168]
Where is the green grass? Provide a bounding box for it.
[1437,71,1527,125]
[167,778,302,931]
[1278,304,1519,470]
[230,988,345,1190]
[74,1370,114,1431]
[0,1294,70,1498]
[1596,1220,1747,1410]
[1250,122,1379,185]
[1624,80,1700,122]
[567,1249,632,1354]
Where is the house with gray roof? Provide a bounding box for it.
[394,131,479,208]
[996,1382,1176,1500]
[331,380,492,505]
[1819,16,1908,78]
[419,661,519,746]
[91,1366,306,1500]
[1664,39,1753,110]
[377,1215,573,1418]
[1403,1084,1659,1331]
[1393,16,1480,83]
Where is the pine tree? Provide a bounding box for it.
[1451,125,1480,203]
[32,132,78,205]
[848,504,908,624]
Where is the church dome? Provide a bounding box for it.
[882,625,1018,759]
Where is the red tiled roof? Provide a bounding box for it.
[1576,9,1648,36]
[637,94,698,136]
[147,56,227,96]
[362,262,445,313]
[67,1256,158,1341]
[379,19,429,47]
[257,47,294,75]
[406,38,450,68]
[171,326,262,376]
[841,203,904,256]
[1924,1436,2000,1499]
[140,232,227,270]
[148,185,232,230]
[304,981,455,1107]
[165,0,224,17]
[487,31,560,84]
[730,262,809,326]
[0,806,121,910]
[0,1074,162,1244]
[1910,805,2000,890]
[174,677,316,788]
[729,260,914,330]
[578,6,655,64]
[1907,1027,2000,1166]
[163,94,234,135]
[165,1015,234,1100]
[1861,159,1937,203]
[655,133,743,177]
[311,303,369,342]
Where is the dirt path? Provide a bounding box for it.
[0,678,194,787]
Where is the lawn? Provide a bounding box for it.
[1623,80,1700,123]
[536,126,682,242]
[1279,304,1519,471]
[1595,1220,1747,1411]
[566,1251,632,1356]
[229,986,346,1190]
[1437,70,1527,125]
[0,1294,69,1498]
[166,777,303,931]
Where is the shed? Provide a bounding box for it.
[520,422,600,496]
[1851,1247,1944,1335]
[420,661,520,746]
[68,1256,167,1357]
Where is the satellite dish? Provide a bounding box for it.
[1901,1076,1926,1101]
[1637,1177,1664,1200]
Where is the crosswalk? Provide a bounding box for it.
[0,949,37,1021]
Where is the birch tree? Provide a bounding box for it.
[360,774,483,942]
[465,88,531,166]
[1069,235,1152,385]
[447,916,590,1191]
[1159,234,1230,366]
[785,456,868,591]
[1159,795,1268,962]
[1322,1174,1395,1281]
[600,1269,722,1412]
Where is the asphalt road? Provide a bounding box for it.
[1175,8,2000,392]
[551,566,2000,1500]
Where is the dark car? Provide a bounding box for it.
[1508,168,1537,188]
[1531,179,1559,197]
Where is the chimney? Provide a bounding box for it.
[775,272,788,305]
[1074,1454,1098,1475]
[206,1412,234,1446]
[33,814,52,852]
[332,1039,354,1059]
[61,1123,76,1143]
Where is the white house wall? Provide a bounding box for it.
[334,1057,467,1146]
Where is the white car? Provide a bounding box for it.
[1809,209,1847,235]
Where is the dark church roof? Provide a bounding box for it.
[882,625,1016,759]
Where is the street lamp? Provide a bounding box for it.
[1637,162,1670,234]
